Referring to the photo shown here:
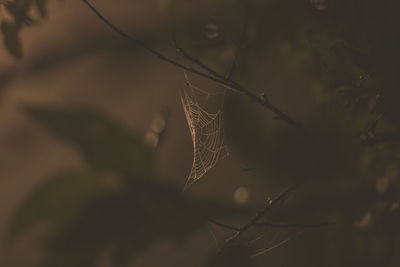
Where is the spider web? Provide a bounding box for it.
[247,227,302,258]
[180,73,229,190]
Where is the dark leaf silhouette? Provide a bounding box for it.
[35,0,47,18]
[32,180,235,267]
[7,169,238,266]
[1,0,48,57]
[7,171,116,243]
[25,106,155,178]
[1,21,22,58]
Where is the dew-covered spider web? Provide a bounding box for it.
[180,73,229,190]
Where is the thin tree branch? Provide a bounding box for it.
[81,0,230,86]
[172,40,228,82]
[246,232,265,246]
[250,234,294,258]
[207,223,221,251]
[81,0,305,132]
[173,42,305,131]
[253,221,336,228]
[227,0,250,79]
[208,218,241,231]
[219,184,298,253]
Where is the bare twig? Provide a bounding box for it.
[207,223,221,251]
[81,0,230,87]
[246,232,265,245]
[227,0,250,79]
[250,235,294,258]
[254,221,336,228]
[207,185,334,255]
[208,218,241,231]
[171,42,305,131]
[172,40,228,82]
[218,184,298,253]
[81,0,305,132]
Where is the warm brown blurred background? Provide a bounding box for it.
[1,0,400,266]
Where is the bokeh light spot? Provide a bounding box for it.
[233,186,250,205]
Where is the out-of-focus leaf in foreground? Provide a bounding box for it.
[1,21,22,58]
[1,0,48,58]
[6,171,116,243]
[12,105,241,267]
[25,106,155,178]
[38,181,234,267]
[8,174,237,267]
[35,0,48,18]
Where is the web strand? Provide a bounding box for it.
[181,75,229,190]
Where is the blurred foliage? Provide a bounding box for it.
[8,106,240,267]
[7,171,116,243]
[37,181,224,267]
[1,0,47,58]
[206,245,253,267]
[4,0,400,266]
[25,106,155,179]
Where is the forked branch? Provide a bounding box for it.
[81,0,305,132]
[81,0,232,87]
[254,221,336,228]
[216,185,297,252]
[209,184,335,253]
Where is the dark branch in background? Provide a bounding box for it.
[80,0,231,87]
[208,218,240,231]
[227,0,250,79]
[81,0,305,132]
[250,235,295,258]
[172,0,250,81]
[172,41,229,82]
[212,185,298,253]
[254,221,336,228]
[209,184,336,254]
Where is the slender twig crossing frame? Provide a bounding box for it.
[253,221,336,228]
[208,184,335,253]
[216,185,298,252]
[81,0,305,132]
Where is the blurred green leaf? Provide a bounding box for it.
[7,171,115,243]
[25,106,155,178]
